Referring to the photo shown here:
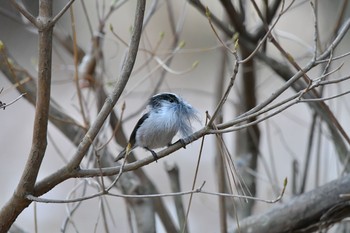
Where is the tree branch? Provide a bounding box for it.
[232,174,350,233]
[66,0,145,169]
[10,0,37,27]
[0,0,146,231]
[187,0,234,37]
[49,0,75,27]
[219,0,249,39]
[0,0,54,231]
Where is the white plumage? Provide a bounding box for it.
[115,92,199,161]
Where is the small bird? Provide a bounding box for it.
[115,92,199,162]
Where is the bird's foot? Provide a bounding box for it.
[179,139,186,149]
[170,139,186,149]
[145,147,158,162]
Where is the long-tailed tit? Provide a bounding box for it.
[115,92,199,162]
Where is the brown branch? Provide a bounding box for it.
[94,32,179,233]
[49,0,75,27]
[66,0,145,169]
[187,0,234,37]
[252,0,283,41]
[0,0,145,231]
[225,16,350,171]
[10,0,37,27]
[4,2,177,232]
[0,46,86,144]
[215,45,229,233]
[23,0,52,194]
[97,87,179,233]
[254,32,350,171]
[232,174,350,233]
[0,93,26,110]
[219,0,249,39]
[328,0,349,44]
[70,5,89,127]
[32,0,145,188]
[34,2,176,232]
[0,0,54,231]
[165,163,188,233]
[32,127,208,194]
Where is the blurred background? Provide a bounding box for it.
[1,0,350,232]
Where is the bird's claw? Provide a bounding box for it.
[145,147,158,162]
[168,139,187,149]
[178,139,186,149]
[150,150,158,162]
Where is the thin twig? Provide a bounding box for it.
[205,8,240,126]
[310,1,319,61]
[298,90,350,103]
[239,0,287,64]
[10,0,37,27]
[80,0,93,36]
[96,102,126,151]
[49,0,75,28]
[70,5,89,127]
[66,0,146,169]
[26,178,287,204]
[318,74,350,86]
[299,112,317,194]
[187,0,234,37]
[182,116,207,233]
[106,152,129,192]
[205,7,235,54]
[0,93,26,110]
[165,163,188,233]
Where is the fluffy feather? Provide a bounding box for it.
[115,93,198,161]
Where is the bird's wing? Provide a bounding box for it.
[128,112,149,147]
[115,112,150,162]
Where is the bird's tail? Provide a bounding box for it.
[114,143,132,162]
[114,149,126,162]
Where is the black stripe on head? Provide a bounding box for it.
[149,93,180,108]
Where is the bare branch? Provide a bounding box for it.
[232,174,350,233]
[17,0,54,191]
[0,93,26,110]
[299,90,350,103]
[27,179,286,204]
[70,5,89,127]
[0,0,55,231]
[49,0,75,27]
[67,0,145,169]
[187,0,234,37]
[219,0,248,38]
[166,163,188,233]
[10,0,37,27]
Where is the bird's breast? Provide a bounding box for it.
[135,111,179,149]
